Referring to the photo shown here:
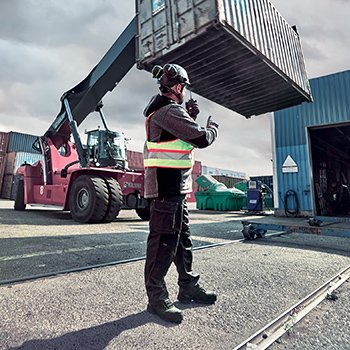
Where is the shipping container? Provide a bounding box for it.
[188,160,202,202]
[201,165,246,179]
[250,175,273,191]
[193,159,202,175]
[127,150,144,170]
[0,153,5,192]
[0,132,9,153]
[1,174,13,199]
[4,152,16,175]
[273,70,350,217]
[14,152,44,174]
[7,132,40,153]
[3,152,45,177]
[136,0,312,117]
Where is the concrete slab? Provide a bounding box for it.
[242,215,350,237]
[1,234,350,350]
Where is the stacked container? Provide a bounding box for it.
[0,132,9,193]
[188,160,202,202]
[1,132,43,199]
[127,150,144,171]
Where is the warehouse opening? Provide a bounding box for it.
[309,123,350,217]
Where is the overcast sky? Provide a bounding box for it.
[0,0,349,177]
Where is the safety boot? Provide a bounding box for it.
[147,299,183,324]
[178,284,217,304]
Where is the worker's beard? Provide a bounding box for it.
[176,86,186,104]
[162,85,184,104]
[177,93,184,104]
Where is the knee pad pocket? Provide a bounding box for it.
[150,199,180,234]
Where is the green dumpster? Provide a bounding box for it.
[195,175,246,211]
[234,181,248,193]
[194,192,215,210]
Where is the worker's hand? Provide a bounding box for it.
[206,116,219,129]
[185,99,200,120]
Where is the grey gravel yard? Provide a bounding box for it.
[1,232,350,350]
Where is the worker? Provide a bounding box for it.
[143,63,219,323]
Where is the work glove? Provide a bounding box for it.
[185,98,200,120]
[206,116,219,129]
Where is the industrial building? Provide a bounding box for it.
[273,70,350,219]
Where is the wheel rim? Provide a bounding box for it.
[77,188,89,210]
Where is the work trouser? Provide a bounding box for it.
[144,195,200,305]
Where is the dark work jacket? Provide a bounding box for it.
[143,94,218,198]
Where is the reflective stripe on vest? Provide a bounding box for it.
[144,139,195,169]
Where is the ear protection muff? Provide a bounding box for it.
[152,64,190,86]
[152,65,164,80]
[163,64,178,79]
[152,64,190,103]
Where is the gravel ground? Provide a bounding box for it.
[1,233,350,350]
[271,273,350,350]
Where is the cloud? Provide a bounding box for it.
[0,0,349,177]
[273,0,350,78]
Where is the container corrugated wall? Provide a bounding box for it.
[188,160,202,202]
[136,0,312,117]
[0,132,9,153]
[14,152,44,173]
[1,174,13,199]
[4,152,16,175]
[127,150,144,170]
[273,70,350,215]
[0,151,44,199]
[219,0,309,94]
[7,132,40,153]
[201,165,246,179]
[0,132,8,192]
[0,153,5,193]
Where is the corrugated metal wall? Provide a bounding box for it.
[0,132,9,153]
[127,150,144,170]
[0,132,43,199]
[274,70,350,215]
[0,153,5,192]
[0,132,8,191]
[188,160,202,203]
[201,165,246,179]
[7,132,40,153]
[136,0,312,117]
[220,0,310,94]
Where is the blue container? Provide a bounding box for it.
[7,132,40,153]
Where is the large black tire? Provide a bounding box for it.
[69,175,109,223]
[102,177,123,223]
[136,206,150,221]
[14,178,26,211]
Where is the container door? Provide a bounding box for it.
[137,0,172,59]
[309,123,350,217]
[171,0,216,41]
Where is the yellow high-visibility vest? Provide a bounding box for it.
[144,139,194,168]
[144,111,194,169]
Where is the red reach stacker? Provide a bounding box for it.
[12,20,150,223]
